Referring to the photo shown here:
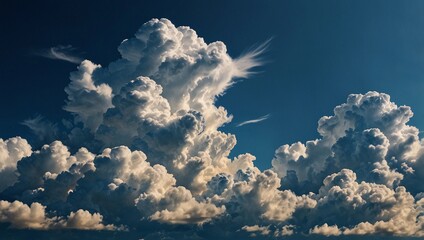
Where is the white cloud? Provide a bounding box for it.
[236,114,270,127]
[62,209,122,230]
[144,186,225,224]
[303,169,424,237]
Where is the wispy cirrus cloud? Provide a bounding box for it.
[236,114,270,127]
[34,45,83,64]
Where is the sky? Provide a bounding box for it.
[1,0,424,239]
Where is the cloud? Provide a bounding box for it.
[310,223,342,236]
[236,114,270,127]
[22,115,59,143]
[0,200,120,230]
[233,38,271,78]
[272,92,420,193]
[34,45,83,64]
[63,209,123,230]
[242,225,271,237]
[308,169,424,236]
[0,137,32,192]
[3,18,424,239]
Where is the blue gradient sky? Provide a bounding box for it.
[1,0,424,170]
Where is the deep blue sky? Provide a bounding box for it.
[1,0,424,170]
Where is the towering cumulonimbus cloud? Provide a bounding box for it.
[1,18,424,239]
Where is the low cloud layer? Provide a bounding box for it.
[1,18,424,239]
[0,200,119,230]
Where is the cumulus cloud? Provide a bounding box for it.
[272,91,423,193]
[3,18,424,239]
[0,200,48,229]
[22,115,59,143]
[236,114,270,127]
[0,137,32,191]
[242,225,271,237]
[0,200,118,230]
[34,45,83,64]
[63,209,122,230]
[142,186,225,224]
[310,223,342,236]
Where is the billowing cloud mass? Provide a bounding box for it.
[2,18,424,239]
